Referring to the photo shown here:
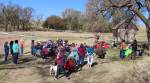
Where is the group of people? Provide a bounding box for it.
[3,40,24,64]
[30,39,95,79]
[2,36,144,80]
[119,39,143,60]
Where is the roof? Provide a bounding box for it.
[112,19,139,31]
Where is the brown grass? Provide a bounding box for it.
[0,28,150,83]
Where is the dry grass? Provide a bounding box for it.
[0,28,150,83]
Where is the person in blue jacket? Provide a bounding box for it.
[12,40,20,64]
[86,46,94,68]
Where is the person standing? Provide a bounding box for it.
[120,40,126,59]
[68,44,79,63]
[120,40,126,50]
[3,41,9,62]
[31,40,35,56]
[86,46,94,68]
[78,44,86,69]
[131,39,137,60]
[9,41,14,56]
[55,45,68,79]
[19,39,24,55]
[12,40,20,64]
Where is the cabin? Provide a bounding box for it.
[112,19,139,43]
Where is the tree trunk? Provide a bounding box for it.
[147,29,150,56]
[146,19,150,55]
[22,23,25,31]
[147,27,150,42]
[17,24,19,30]
[5,24,8,32]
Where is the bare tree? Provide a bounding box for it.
[0,3,34,31]
[62,8,82,30]
[85,0,112,32]
[19,7,33,30]
[87,0,150,53]
[34,15,43,28]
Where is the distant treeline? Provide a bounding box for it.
[0,3,34,31]
[0,1,118,32]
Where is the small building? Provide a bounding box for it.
[112,19,139,43]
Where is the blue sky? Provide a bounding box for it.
[0,0,87,19]
[0,0,148,27]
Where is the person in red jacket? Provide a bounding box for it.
[78,43,86,70]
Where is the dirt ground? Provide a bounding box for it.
[0,29,149,83]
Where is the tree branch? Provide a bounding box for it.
[145,0,150,17]
[107,0,148,27]
[132,9,148,25]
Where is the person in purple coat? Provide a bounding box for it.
[55,45,68,80]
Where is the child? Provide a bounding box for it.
[120,40,126,50]
[111,41,117,48]
[86,46,94,68]
[36,42,42,56]
[120,40,126,59]
[3,41,9,62]
[125,44,133,59]
[64,58,77,77]
[42,43,49,63]
[63,40,70,58]
[68,44,79,62]
[78,43,86,69]
[31,40,35,56]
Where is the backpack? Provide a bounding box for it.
[64,58,76,71]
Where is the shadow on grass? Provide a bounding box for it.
[92,62,98,67]
[136,56,143,60]
[19,56,34,64]
[36,66,50,77]
[110,56,121,61]
[0,57,14,65]
[0,63,40,70]
[0,60,12,65]
[0,65,25,70]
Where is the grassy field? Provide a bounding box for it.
[0,29,150,83]
[0,31,114,54]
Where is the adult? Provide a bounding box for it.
[19,39,25,55]
[3,41,9,62]
[131,39,137,60]
[9,41,14,56]
[55,45,68,79]
[12,40,20,64]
